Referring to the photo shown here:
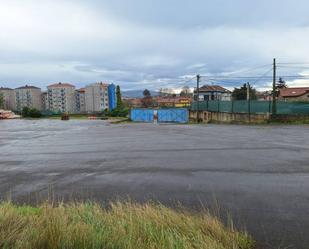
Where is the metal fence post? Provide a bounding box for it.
[248,99,251,121]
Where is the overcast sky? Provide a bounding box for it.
[1,0,309,91]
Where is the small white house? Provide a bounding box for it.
[194,85,232,101]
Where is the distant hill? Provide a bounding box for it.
[122,90,159,98]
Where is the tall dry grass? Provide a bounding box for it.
[0,201,255,249]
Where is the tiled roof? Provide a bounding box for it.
[48,82,75,88]
[198,85,231,93]
[0,87,13,90]
[280,87,309,97]
[15,85,41,90]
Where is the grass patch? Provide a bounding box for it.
[0,201,254,249]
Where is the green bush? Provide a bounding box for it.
[106,107,129,117]
[22,107,42,118]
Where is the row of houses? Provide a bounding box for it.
[194,85,309,102]
[124,96,192,108]
[0,82,117,113]
[125,85,309,109]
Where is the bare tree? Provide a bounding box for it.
[180,86,192,97]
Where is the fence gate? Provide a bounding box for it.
[130,109,154,122]
[130,108,188,123]
[157,109,188,123]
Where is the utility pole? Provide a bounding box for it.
[247,82,251,120]
[272,58,277,115]
[246,82,250,101]
[196,74,200,123]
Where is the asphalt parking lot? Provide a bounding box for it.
[1,120,309,249]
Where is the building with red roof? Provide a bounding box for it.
[279,87,309,102]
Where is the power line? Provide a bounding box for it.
[200,75,309,80]
[217,64,272,76]
[277,65,309,70]
[277,62,309,66]
[251,68,273,86]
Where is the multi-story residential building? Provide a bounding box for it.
[85,83,116,113]
[41,92,49,111]
[75,88,86,113]
[0,87,15,110]
[14,85,42,111]
[1,82,118,114]
[194,85,232,101]
[47,82,76,113]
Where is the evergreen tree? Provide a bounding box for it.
[143,89,151,97]
[0,93,4,109]
[116,85,123,109]
[277,77,287,89]
[232,84,257,100]
[105,85,129,117]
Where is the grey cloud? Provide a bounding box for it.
[1,0,309,90]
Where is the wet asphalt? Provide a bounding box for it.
[0,120,309,249]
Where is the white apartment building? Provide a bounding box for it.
[14,85,42,111]
[47,83,76,113]
[0,87,15,110]
[75,88,86,113]
[41,92,48,111]
[85,83,109,113]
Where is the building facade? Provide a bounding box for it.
[194,85,232,101]
[14,85,42,111]
[41,92,49,111]
[85,83,110,113]
[1,82,118,114]
[47,83,76,113]
[155,96,192,107]
[0,87,15,110]
[123,97,143,108]
[75,88,86,113]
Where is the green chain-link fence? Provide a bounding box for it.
[191,100,309,115]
